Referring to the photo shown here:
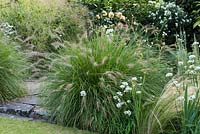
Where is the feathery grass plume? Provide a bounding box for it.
[0,33,26,103]
[0,0,88,52]
[41,34,169,134]
[153,33,200,134]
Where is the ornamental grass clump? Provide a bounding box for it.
[0,0,87,52]
[42,35,169,134]
[0,34,26,103]
[156,34,200,134]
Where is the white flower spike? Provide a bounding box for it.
[124,86,132,92]
[189,55,196,60]
[136,91,142,94]
[122,82,128,86]
[195,66,200,71]
[113,96,118,100]
[132,77,137,81]
[124,110,131,116]
[166,73,173,77]
[116,91,123,96]
[188,95,195,101]
[127,100,131,103]
[119,85,126,89]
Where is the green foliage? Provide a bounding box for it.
[172,33,200,134]
[182,87,200,134]
[84,0,157,25]
[41,33,169,134]
[0,33,26,103]
[193,1,200,28]
[0,0,87,52]
[148,1,192,45]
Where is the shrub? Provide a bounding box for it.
[41,33,169,134]
[84,0,157,25]
[164,0,200,46]
[148,1,192,45]
[0,0,88,52]
[0,33,26,103]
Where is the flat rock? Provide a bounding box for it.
[0,102,34,117]
[0,113,33,121]
[30,106,49,120]
[14,96,40,106]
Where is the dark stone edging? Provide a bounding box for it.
[0,80,49,121]
[0,101,49,120]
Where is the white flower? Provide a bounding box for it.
[133,21,139,26]
[187,60,195,64]
[177,96,184,101]
[132,77,137,81]
[148,1,156,4]
[173,81,181,88]
[162,32,167,37]
[113,96,118,100]
[136,90,142,94]
[166,2,176,8]
[189,55,196,60]
[116,103,122,108]
[175,83,181,88]
[192,41,199,47]
[80,90,87,97]
[177,38,183,42]
[195,66,200,71]
[117,98,121,102]
[116,91,123,96]
[124,110,131,116]
[166,73,173,77]
[103,25,108,28]
[106,28,114,35]
[116,102,125,108]
[189,70,196,75]
[173,80,178,85]
[189,65,195,69]
[127,100,131,103]
[120,85,126,89]
[137,83,143,86]
[124,86,132,92]
[122,82,128,86]
[155,3,161,8]
[188,95,195,101]
[178,61,184,66]
[164,10,171,16]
